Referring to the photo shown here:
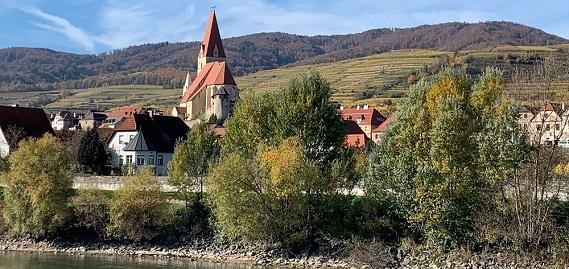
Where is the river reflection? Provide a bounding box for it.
[0,252,266,269]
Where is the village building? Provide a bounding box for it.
[519,101,569,147]
[172,10,239,122]
[50,110,79,131]
[339,105,386,140]
[107,113,189,176]
[371,111,400,143]
[0,105,54,158]
[344,120,369,148]
[79,111,108,130]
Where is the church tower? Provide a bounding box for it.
[197,10,226,73]
[173,10,239,123]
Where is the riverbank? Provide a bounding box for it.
[1,237,568,269]
[0,237,352,268]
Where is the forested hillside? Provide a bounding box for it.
[0,21,566,92]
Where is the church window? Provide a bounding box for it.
[213,45,219,57]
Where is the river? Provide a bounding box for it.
[0,252,266,269]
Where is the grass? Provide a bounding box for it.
[46,85,180,112]
[236,49,447,110]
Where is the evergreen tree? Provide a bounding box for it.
[77,128,108,175]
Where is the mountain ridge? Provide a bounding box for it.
[0,21,566,92]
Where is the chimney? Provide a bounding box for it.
[363,104,369,110]
[339,105,344,111]
[356,104,361,110]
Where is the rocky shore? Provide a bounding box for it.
[0,237,567,269]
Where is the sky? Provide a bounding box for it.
[0,0,568,54]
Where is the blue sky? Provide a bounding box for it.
[0,0,568,54]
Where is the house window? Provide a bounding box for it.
[119,135,125,144]
[157,155,163,166]
[546,124,550,131]
[148,155,155,166]
[556,124,560,131]
[126,155,133,164]
[118,155,123,166]
[537,124,542,131]
[137,155,145,166]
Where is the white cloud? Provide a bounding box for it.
[20,6,95,50]
[94,0,200,49]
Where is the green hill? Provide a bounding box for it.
[3,45,568,113]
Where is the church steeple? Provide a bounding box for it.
[197,10,226,73]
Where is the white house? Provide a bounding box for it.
[107,113,189,176]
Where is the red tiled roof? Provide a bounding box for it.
[340,107,385,127]
[105,106,143,117]
[115,115,137,131]
[0,105,54,144]
[373,111,400,133]
[199,10,226,58]
[181,62,236,103]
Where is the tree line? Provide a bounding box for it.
[1,71,569,261]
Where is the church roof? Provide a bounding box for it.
[199,10,226,58]
[181,62,236,103]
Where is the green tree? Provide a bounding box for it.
[77,128,108,175]
[168,122,219,233]
[209,137,321,242]
[2,134,74,238]
[222,73,345,168]
[108,167,170,242]
[212,73,351,245]
[367,68,510,247]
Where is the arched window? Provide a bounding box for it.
[213,45,219,57]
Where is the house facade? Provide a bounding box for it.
[172,10,239,122]
[339,105,386,140]
[107,114,189,175]
[519,102,569,147]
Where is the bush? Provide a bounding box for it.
[72,188,110,239]
[107,167,171,242]
[2,134,74,238]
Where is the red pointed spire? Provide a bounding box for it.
[199,10,226,58]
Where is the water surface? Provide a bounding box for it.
[0,252,262,269]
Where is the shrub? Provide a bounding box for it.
[2,134,74,238]
[72,188,110,239]
[107,167,171,242]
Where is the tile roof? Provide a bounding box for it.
[340,107,386,126]
[0,105,54,145]
[373,111,400,133]
[112,114,189,153]
[105,106,144,117]
[199,10,226,58]
[181,62,236,103]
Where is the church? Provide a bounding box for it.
[172,10,239,122]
